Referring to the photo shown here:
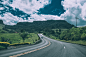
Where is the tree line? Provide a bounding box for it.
[59,27,86,41]
[43,26,86,41]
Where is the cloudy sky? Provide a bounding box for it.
[0,0,86,27]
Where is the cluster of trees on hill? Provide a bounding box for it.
[43,26,86,41]
[3,20,75,33]
[59,27,86,41]
[43,28,61,39]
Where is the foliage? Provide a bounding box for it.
[4,20,75,33]
[0,46,5,50]
[19,31,28,42]
[43,26,86,46]
[0,42,10,49]
[59,26,86,41]
[0,33,22,44]
[0,33,39,44]
[1,37,10,42]
[10,42,31,46]
[0,29,8,33]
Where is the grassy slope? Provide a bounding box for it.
[0,24,5,29]
[0,33,39,44]
[0,33,22,44]
[25,33,39,44]
[0,33,39,50]
[45,34,86,46]
[0,33,39,49]
[0,46,5,50]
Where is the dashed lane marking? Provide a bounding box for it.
[9,39,51,57]
[64,46,65,49]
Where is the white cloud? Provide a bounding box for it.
[30,14,62,22]
[1,0,62,25]
[0,12,62,25]
[0,7,4,10]
[1,0,51,14]
[0,0,54,25]
[0,13,21,25]
[60,0,86,26]
[81,3,86,21]
[1,0,86,27]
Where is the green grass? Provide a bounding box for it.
[0,46,5,50]
[0,33,39,44]
[0,24,5,29]
[25,33,39,44]
[0,33,22,44]
[56,39,86,46]
[45,35,86,46]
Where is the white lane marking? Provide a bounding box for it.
[64,46,65,49]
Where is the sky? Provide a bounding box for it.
[0,0,86,27]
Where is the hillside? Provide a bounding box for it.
[3,20,75,33]
[0,20,5,29]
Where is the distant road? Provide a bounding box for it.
[0,34,86,57]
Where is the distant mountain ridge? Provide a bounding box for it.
[3,20,75,33]
[0,20,4,24]
[0,20,5,29]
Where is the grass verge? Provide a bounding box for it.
[0,46,5,50]
[0,33,39,44]
[45,34,86,46]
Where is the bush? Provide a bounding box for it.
[10,42,31,46]
[0,42,10,49]
[0,46,5,50]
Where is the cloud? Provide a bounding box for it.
[0,0,86,27]
[1,0,51,14]
[60,0,86,26]
[0,7,4,10]
[0,0,53,25]
[0,13,21,25]
[31,14,63,21]
[0,12,62,25]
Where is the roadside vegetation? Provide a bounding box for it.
[43,26,86,46]
[0,20,40,50]
[0,30,39,50]
[0,19,86,50]
[0,20,74,50]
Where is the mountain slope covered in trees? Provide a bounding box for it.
[3,20,75,33]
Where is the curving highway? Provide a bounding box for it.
[0,34,86,57]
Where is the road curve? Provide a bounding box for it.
[0,34,86,57]
[0,34,49,57]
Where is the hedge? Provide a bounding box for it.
[0,42,10,49]
[10,42,31,46]
[0,46,5,50]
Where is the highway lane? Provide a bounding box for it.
[0,34,86,57]
[19,34,86,57]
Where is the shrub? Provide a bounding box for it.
[0,42,10,49]
[10,42,31,46]
[0,46,5,50]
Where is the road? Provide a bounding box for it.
[0,34,86,57]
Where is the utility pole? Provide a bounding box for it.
[75,17,79,28]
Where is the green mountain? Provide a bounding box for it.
[3,20,75,33]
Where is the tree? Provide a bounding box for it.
[19,32,28,42]
[28,34,35,43]
[81,33,86,40]
[1,37,5,42]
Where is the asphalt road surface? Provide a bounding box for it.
[0,34,86,57]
